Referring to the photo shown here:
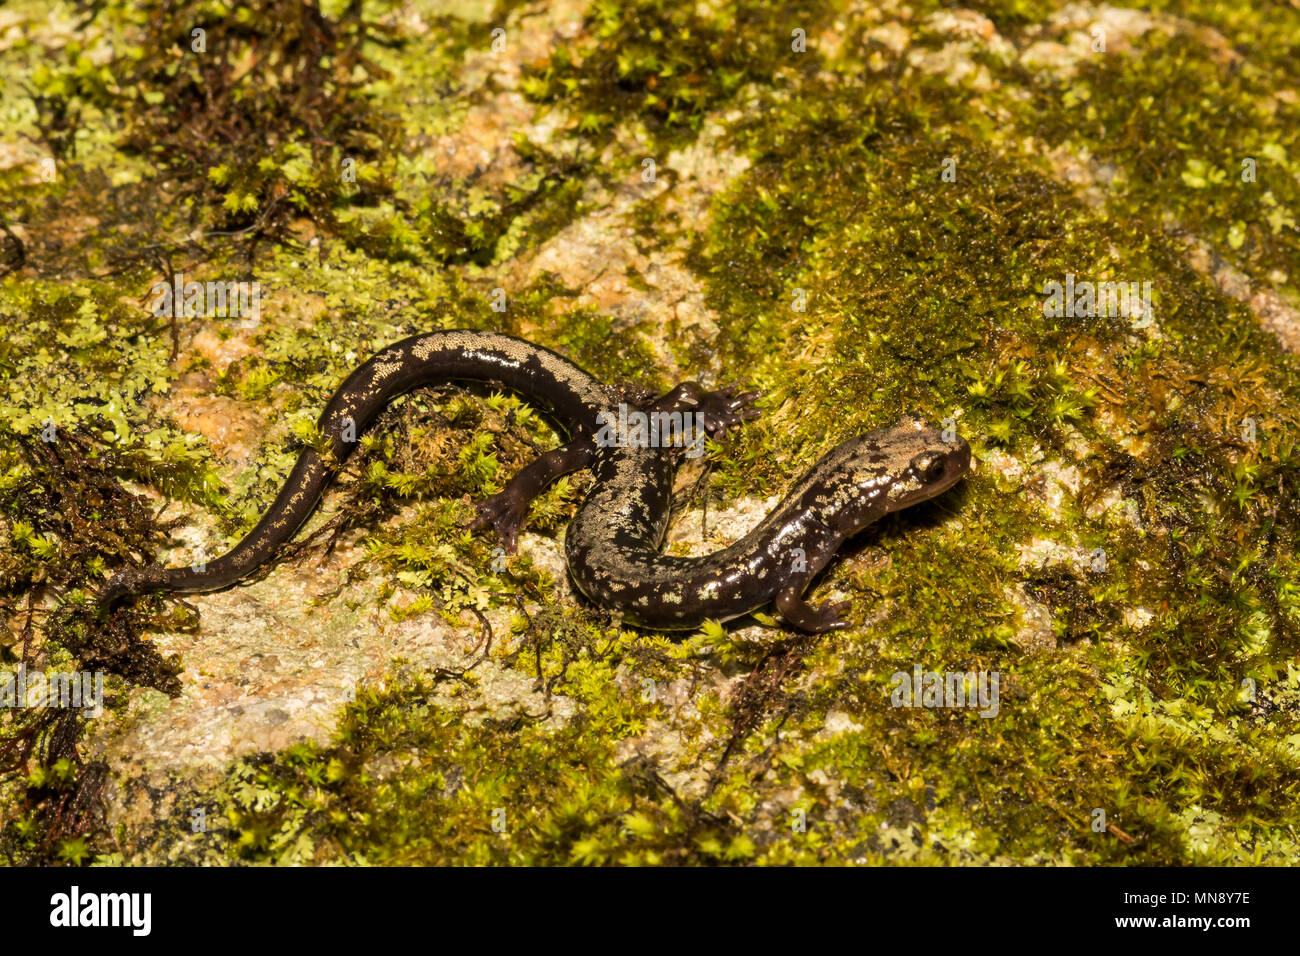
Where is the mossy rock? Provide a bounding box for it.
[1,0,1298,865]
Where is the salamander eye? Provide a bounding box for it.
[911,452,946,482]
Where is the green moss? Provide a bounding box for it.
[520,0,832,154]
[29,0,407,249]
[1022,28,1300,286]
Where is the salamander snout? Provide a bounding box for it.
[829,416,972,524]
[886,422,971,508]
[910,450,948,483]
[906,436,970,487]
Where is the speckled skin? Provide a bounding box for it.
[566,415,969,631]
[98,330,970,633]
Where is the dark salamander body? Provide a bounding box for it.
[99,330,970,633]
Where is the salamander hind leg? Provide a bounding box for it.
[470,437,595,553]
[774,585,851,633]
[470,489,529,554]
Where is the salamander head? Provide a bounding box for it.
[824,415,971,530]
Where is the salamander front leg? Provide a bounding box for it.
[470,437,595,553]
[774,586,851,633]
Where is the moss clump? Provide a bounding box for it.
[31,0,402,252]
[196,663,745,865]
[414,142,590,266]
[520,0,830,153]
[1022,28,1300,286]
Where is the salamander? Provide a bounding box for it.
[98,329,971,633]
